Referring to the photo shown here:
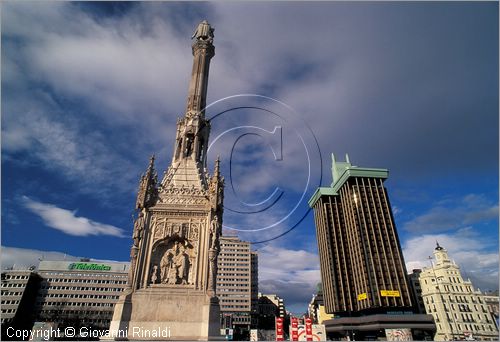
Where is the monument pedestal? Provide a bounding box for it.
[109,287,220,340]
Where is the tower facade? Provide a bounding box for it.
[308,154,413,315]
[217,236,259,333]
[419,244,498,341]
[109,20,224,340]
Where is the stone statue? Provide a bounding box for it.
[159,251,170,283]
[175,245,190,284]
[158,241,192,285]
[151,265,158,284]
[209,216,219,250]
[188,256,195,284]
[160,242,178,284]
[185,135,194,157]
[127,246,139,288]
[191,20,214,42]
[133,212,145,247]
[207,250,217,296]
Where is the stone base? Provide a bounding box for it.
[107,288,220,340]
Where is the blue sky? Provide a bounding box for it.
[2,2,498,314]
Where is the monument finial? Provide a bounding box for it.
[185,20,215,116]
[191,20,214,42]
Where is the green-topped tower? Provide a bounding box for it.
[309,154,435,340]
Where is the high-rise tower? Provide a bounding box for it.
[109,20,224,340]
[308,155,436,340]
[309,154,412,315]
[217,236,259,333]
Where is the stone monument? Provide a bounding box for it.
[108,20,223,340]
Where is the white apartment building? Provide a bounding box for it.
[217,236,258,331]
[419,243,498,341]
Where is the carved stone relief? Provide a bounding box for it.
[149,238,197,286]
[151,217,202,244]
[158,196,207,205]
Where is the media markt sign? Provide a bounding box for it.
[68,262,112,271]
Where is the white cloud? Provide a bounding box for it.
[1,246,81,270]
[1,246,127,271]
[22,196,126,237]
[3,2,496,204]
[257,245,321,313]
[402,194,498,233]
[402,228,499,291]
[2,98,139,198]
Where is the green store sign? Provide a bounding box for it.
[68,263,112,271]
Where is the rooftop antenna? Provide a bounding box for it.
[427,255,434,268]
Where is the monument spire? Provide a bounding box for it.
[109,21,224,339]
[165,20,215,188]
[186,20,215,116]
[135,154,157,210]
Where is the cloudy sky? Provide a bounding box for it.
[2,2,498,314]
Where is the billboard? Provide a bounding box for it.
[290,317,299,341]
[297,324,326,341]
[385,328,412,341]
[275,317,284,341]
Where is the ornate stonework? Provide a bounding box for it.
[109,20,223,340]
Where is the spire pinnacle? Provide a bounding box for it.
[136,156,158,210]
[148,154,155,170]
[214,155,220,176]
[435,241,444,250]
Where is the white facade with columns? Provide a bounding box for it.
[419,243,498,341]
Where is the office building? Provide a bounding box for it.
[419,243,499,341]
[251,252,259,313]
[308,287,334,324]
[257,293,287,331]
[259,293,286,318]
[309,154,413,314]
[217,236,258,332]
[409,269,427,314]
[309,154,435,340]
[35,260,129,330]
[483,293,499,328]
[1,270,41,337]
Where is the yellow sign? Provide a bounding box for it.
[381,290,400,297]
[357,293,367,301]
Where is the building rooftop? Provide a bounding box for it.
[308,153,388,207]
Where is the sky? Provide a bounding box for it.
[1,1,498,315]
